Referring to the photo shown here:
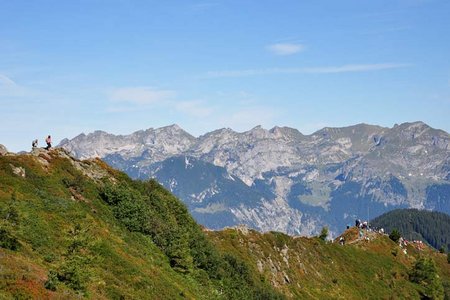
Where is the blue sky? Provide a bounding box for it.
[1,0,449,151]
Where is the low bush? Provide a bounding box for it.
[0,227,19,250]
[319,227,329,241]
[44,270,58,291]
[389,229,401,243]
[409,257,444,299]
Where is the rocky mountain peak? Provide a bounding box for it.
[245,125,271,139]
[393,121,431,136]
[59,124,197,162]
[157,124,185,134]
[167,123,182,130]
[385,121,449,151]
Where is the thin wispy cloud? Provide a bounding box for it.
[205,63,412,78]
[0,73,18,87]
[267,43,305,56]
[174,100,214,117]
[108,86,214,118]
[302,63,412,73]
[191,2,219,12]
[110,87,176,105]
[0,73,37,98]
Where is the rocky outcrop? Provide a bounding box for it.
[0,144,8,156]
[10,164,25,177]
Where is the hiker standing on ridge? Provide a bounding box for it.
[32,139,38,149]
[45,135,52,150]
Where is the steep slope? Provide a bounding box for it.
[370,209,450,250]
[207,227,450,299]
[59,122,450,236]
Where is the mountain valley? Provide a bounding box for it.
[59,122,450,236]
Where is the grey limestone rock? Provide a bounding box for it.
[0,144,8,156]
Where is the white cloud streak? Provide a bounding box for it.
[0,74,18,88]
[110,87,175,105]
[190,2,219,12]
[108,87,214,118]
[0,73,36,98]
[174,100,214,117]
[205,63,412,78]
[302,63,412,73]
[267,43,305,55]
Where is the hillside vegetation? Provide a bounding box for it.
[0,148,448,299]
[371,209,450,251]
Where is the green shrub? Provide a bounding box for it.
[44,270,58,291]
[224,254,252,284]
[113,196,151,232]
[0,227,19,250]
[47,224,94,294]
[409,257,444,299]
[2,203,19,226]
[389,229,401,243]
[167,230,193,273]
[271,231,290,249]
[43,253,56,263]
[100,183,134,205]
[57,255,91,292]
[391,248,398,257]
[319,227,329,241]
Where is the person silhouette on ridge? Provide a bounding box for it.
[45,135,52,150]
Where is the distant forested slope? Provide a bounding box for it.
[371,209,450,250]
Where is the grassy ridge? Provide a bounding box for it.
[0,149,448,299]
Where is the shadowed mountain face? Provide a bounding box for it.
[59,122,450,235]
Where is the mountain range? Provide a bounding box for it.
[59,121,450,236]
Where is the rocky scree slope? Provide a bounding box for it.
[59,122,450,236]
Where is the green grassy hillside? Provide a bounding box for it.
[208,227,450,299]
[0,149,448,299]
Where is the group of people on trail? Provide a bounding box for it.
[32,135,52,150]
[337,218,387,246]
[355,219,384,233]
[355,219,369,230]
